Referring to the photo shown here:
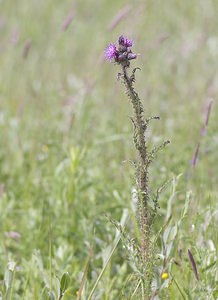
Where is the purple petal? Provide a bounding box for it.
[104,43,117,61]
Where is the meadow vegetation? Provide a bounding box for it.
[0,1,217,299]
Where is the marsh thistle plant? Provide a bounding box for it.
[105,36,169,298]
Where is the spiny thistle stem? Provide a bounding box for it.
[105,35,169,299]
[121,65,150,267]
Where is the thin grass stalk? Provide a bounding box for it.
[87,233,121,300]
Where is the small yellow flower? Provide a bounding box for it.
[161,272,169,280]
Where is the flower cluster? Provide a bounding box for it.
[104,35,137,67]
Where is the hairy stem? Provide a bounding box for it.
[121,65,152,296]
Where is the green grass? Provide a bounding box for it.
[0,0,217,299]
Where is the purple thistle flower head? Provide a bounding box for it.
[105,35,136,65]
[104,43,117,61]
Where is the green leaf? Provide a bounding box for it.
[60,272,71,293]
[62,287,75,300]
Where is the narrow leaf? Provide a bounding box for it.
[188,249,199,281]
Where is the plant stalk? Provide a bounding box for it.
[121,65,152,297]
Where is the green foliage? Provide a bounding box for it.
[0,0,217,299]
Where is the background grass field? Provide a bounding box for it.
[0,1,217,299]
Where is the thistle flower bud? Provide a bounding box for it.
[118,35,133,47]
[118,53,127,61]
[118,35,125,45]
[128,53,137,60]
[118,44,127,53]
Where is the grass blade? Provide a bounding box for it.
[87,233,121,300]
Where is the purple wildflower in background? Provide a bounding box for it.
[105,35,137,66]
[104,43,117,61]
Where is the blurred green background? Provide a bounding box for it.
[0,0,217,299]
